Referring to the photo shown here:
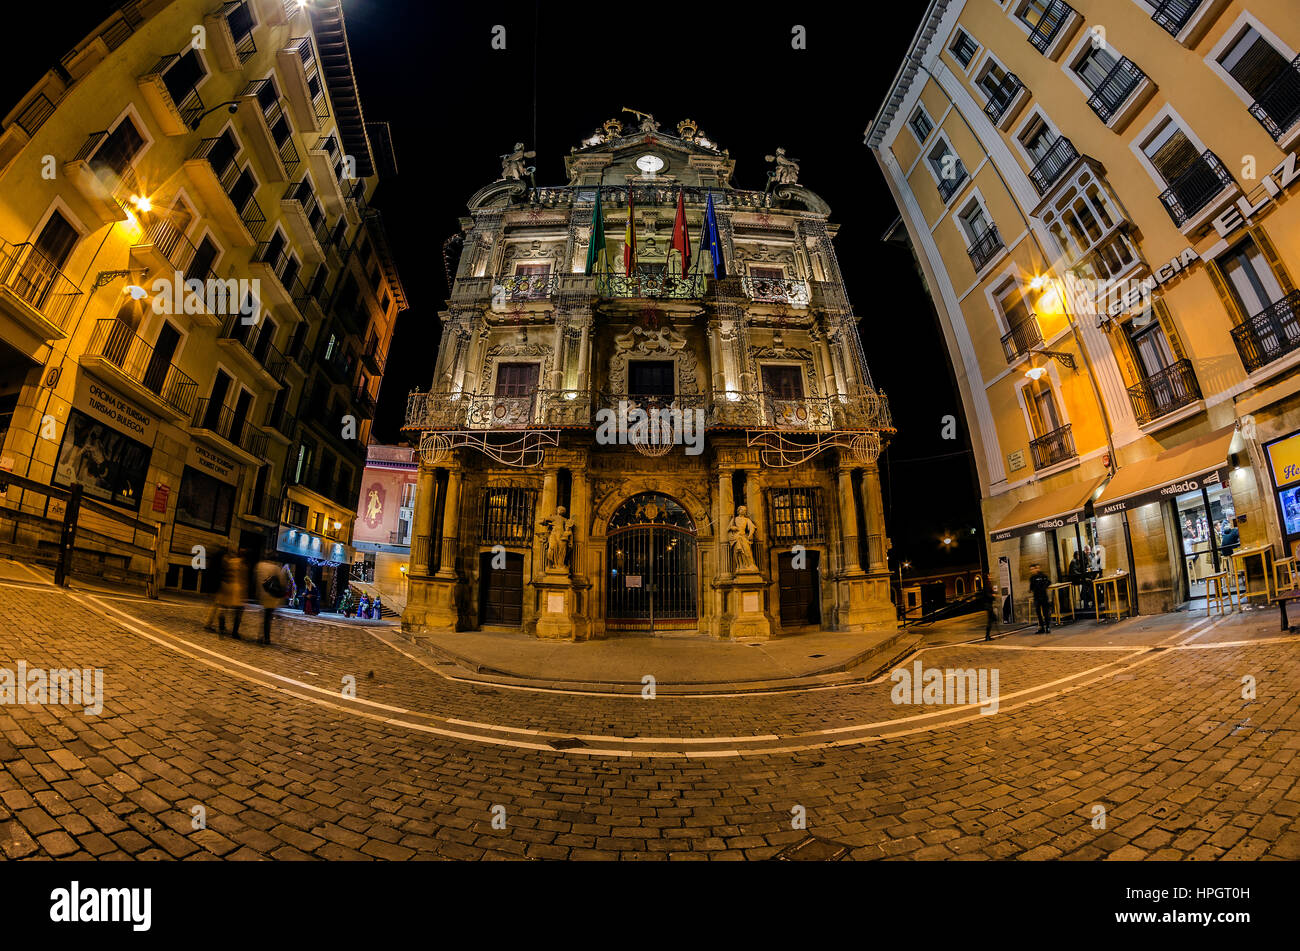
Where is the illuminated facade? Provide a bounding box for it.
[0,0,404,597]
[869,0,1300,616]
[402,115,895,639]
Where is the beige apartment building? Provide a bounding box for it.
[0,0,404,601]
[869,0,1300,616]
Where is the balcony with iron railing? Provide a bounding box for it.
[360,337,385,375]
[1230,290,1300,374]
[1157,150,1234,228]
[1001,314,1045,363]
[281,177,329,261]
[1151,0,1203,37]
[1027,1,1075,55]
[187,137,267,244]
[219,312,288,386]
[210,1,257,69]
[740,274,811,307]
[243,492,282,525]
[293,265,331,319]
[1028,136,1080,196]
[237,79,300,181]
[966,226,1005,272]
[251,239,303,311]
[137,54,204,134]
[66,132,140,224]
[1086,57,1148,125]
[706,389,893,432]
[595,271,705,300]
[405,389,594,431]
[83,318,198,419]
[498,271,557,301]
[1127,358,1202,425]
[320,344,354,384]
[352,385,377,419]
[1248,55,1300,143]
[308,133,350,214]
[936,170,967,202]
[276,36,329,130]
[192,398,269,458]
[983,73,1025,125]
[0,239,82,339]
[263,404,297,441]
[1029,423,1077,470]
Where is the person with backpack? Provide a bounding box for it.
[255,558,290,644]
[1029,562,1052,634]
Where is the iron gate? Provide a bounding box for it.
[606,492,698,632]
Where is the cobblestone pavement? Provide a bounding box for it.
[1,560,1298,860]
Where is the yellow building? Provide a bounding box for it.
[869,0,1300,616]
[0,0,404,601]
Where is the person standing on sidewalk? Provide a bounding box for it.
[255,558,290,644]
[214,549,248,639]
[983,574,1000,641]
[1029,563,1051,634]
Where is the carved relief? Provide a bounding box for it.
[608,325,699,395]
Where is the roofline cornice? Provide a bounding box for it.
[864,0,952,150]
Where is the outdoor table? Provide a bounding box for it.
[1231,544,1273,605]
[1093,573,1131,623]
[1205,570,1235,616]
[1048,581,1074,626]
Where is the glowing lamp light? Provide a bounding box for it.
[1025,366,1048,381]
[1029,274,1049,291]
[125,284,148,300]
[333,520,342,530]
[564,392,577,400]
[129,195,151,213]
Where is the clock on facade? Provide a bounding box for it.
[635,154,664,174]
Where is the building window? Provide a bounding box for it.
[285,500,308,527]
[90,116,145,177]
[1073,45,1119,92]
[1217,23,1300,140]
[481,486,536,545]
[53,409,151,510]
[1027,381,1062,437]
[1141,118,1231,225]
[1218,237,1287,319]
[950,30,979,68]
[927,139,967,199]
[762,365,805,399]
[162,48,206,112]
[175,466,235,534]
[628,360,674,397]
[908,106,933,143]
[769,487,824,542]
[494,362,539,397]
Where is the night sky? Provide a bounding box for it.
[11,0,983,573]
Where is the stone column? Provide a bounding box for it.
[813,327,836,396]
[575,322,591,393]
[717,470,734,578]
[411,464,437,576]
[859,462,889,574]
[435,467,461,580]
[570,467,589,580]
[837,466,863,575]
[707,319,725,394]
[550,313,567,390]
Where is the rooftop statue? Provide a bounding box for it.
[500,142,536,182]
[764,147,801,189]
[622,107,659,133]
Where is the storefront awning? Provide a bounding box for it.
[989,476,1107,541]
[1093,425,1241,516]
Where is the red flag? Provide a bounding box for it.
[623,189,636,277]
[670,188,691,277]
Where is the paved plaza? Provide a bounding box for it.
[1,557,1298,861]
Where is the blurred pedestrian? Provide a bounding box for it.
[1029,562,1051,634]
[214,548,248,639]
[255,558,290,644]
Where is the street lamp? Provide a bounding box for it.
[898,559,911,627]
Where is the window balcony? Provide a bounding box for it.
[307,133,349,215]
[1127,359,1202,425]
[1029,423,1076,470]
[705,390,890,433]
[137,54,204,136]
[192,398,269,461]
[64,131,137,225]
[242,493,282,526]
[205,1,257,72]
[1027,1,1076,56]
[983,73,1026,128]
[1028,136,1080,196]
[279,178,329,263]
[1001,313,1045,363]
[293,265,331,320]
[1086,57,1149,126]
[249,239,303,314]
[237,79,300,183]
[0,239,81,345]
[1151,0,1203,36]
[740,274,811,308]
[1248,55,1300,143]
[82,318,198,420]
[185,137,267,246]
[262,405,297,443]
[966,225,1005,273]
[129,220,223,328]
[595,271,704,300]
[1157,150,1235,228]
[219,311,288,388]
[936,171,967,203]
[1230,290,1300,374]
[320,345,354,385]
[360,337,385,375]
[275,36,329,133]
[352,386,377,420]
[499,271,556,301]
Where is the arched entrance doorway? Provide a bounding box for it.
[606,492,698,633]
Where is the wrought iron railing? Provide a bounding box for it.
[966,226,1004,272]
[244,493,281,523]
[1127,358,1201,424]
[192,398,269,457]
[360,338,385,374]
[1001,314,1044,362]
[220,1,257,63]
[86,318,198,416]
[482,487,536,546]
[405,389,593,430]
[1086,57,1147,123]
[1027,0,1074,54]
[352,386,377,419]
[983,73,1024,124]
[740,274,811,307]
[241,78,300,175]
[1157,150,1233,227]
[141,218,200,276]
[0,239,83,330]
[524,183,828,212]
[936,171,967,202]
[596,271,705,299]
[1230,291,1300,374]
[707,389,892,432]
[497,272,557,301]
[263,404,297,439]
[142,54,204,128]
[1151,0,1202,36]
[1248,55,1300,142]
[220,312,288,384]
[192,137,267,240]
[1029,423,1076,469]
[1028,136,1080,196]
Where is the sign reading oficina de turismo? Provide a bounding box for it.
[1103,150,1300,319]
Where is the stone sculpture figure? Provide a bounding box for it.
[538,506,574,572]
[501,142,536,181]
[764,147,801,187]
[728,506,758,572]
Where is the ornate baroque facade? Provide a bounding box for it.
[402,115,895,640]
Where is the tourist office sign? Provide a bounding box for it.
[1103,150,1300,319]
[1095,468,1224,517]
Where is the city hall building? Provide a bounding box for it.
[0,0,404,599]
[402,115,895,639]
[869,0,1300,617]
